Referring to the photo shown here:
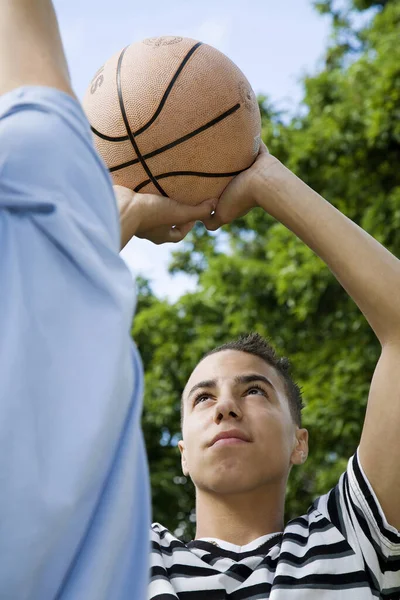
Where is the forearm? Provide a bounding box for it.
[0,0,72,96]
[255,161,400,346]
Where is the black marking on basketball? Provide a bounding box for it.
[109,103,241,173]
[92,41,203,143]
[135,41,203,136]
[134,169,245,193]
[109,159,139,173]
[116,46,167,196]
[91,126,129,142]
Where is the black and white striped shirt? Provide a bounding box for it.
[149,450,400,599]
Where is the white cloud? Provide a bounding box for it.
[186,18,233,53]
[121,238,197,302]
[60,17,87,63]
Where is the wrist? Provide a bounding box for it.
[119,204,141,249]
[114,186,142,249]
[253,158,292,214]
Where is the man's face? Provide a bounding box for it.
[178,350,308,495]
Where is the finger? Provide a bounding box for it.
[138,221,196,244]
[167,198,217,226]
[173,221,196,238]
[130,192,217,232]
[202,213,224,232]
[162,221,196,243]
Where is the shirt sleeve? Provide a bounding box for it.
[0,87,150,600]
[317,449,400,596]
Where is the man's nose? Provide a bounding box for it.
[213,393,243,423]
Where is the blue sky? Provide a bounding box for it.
[55,0,332,301]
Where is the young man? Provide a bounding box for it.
[0,1,399,600]
[150,332,400,598]
[147,143,400,598]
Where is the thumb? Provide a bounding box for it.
[170,220,196,241]
[171,198,217,225]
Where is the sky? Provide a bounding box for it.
[54,0,332,301]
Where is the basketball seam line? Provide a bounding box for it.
[134,41,203,137]
[134,168,247,193]
[91,41,203,143]
[116,46,167,196]
[109,102,241,174]
[91,127,128,142]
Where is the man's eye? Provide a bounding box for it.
[193,394,210,405]
[247,386,267,396]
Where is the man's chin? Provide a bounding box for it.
[195,470,261,495]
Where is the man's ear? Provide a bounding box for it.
[290,428,309,466]
[178,440,189,476]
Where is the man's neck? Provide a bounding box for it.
[194,482,285,546]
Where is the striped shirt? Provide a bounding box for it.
[149,450,400,599]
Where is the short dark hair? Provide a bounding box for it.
[181,333,304,428]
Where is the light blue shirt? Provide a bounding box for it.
[0,87,150,600]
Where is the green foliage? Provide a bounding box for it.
[353,0,389,10]
[314,0,390,14]
[133,0,400,540]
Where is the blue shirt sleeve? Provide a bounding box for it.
[0,87,150,600]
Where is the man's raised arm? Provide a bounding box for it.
[253,155,400,531]
[0,0,72,96]
[205,145,400,531]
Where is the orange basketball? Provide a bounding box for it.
[83,36,261,205]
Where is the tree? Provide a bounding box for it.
[314,0,390,14]
[134,0,400,540]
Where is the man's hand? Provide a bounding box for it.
[114,185,216,248]
[202,143,280,231]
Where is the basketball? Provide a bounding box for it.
[83,36,262,205]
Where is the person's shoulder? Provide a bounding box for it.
[0,86,117,238]
[151,522,171,540]
[282,476,345,538]
[281,451,357,541]
[1,87,88,131]
[151,522,167,534]
[151,523,187,547]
